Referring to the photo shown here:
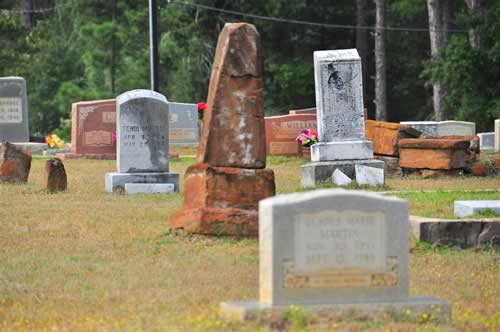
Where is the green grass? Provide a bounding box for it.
[0,156,499,331]
[396,190,500,218]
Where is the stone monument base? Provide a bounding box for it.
[311,140,373,161]
[170,163,275,236]
[301,159,384,187]
[105,172,179,193]
[171,207,259,236]
[220,297,451,322]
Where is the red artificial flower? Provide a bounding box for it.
[197,102,207,113]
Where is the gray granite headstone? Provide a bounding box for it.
[0,77,29,142]
[168,102,199,146]
[400,121,438,136]
[220,189,451,321]
[105,89,179,193]
[437,121,475,136]
[117,90,169,173]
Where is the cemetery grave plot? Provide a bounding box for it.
[0,154,499,331]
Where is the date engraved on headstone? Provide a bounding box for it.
[0,97,22,123]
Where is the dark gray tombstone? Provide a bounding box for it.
[168,102,199,147]
[0,77,29,142]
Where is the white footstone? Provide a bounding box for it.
[332,168,352,186]
[355,164,384,186]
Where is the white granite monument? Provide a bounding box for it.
[105,90,179,193]
[301,49,384,186]
[220,189,451,321]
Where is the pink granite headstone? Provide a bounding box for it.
[264,114,317,156]
[69,99,116,159]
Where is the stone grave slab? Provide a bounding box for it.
[264,114,317,156]
[220,189,451,321]
[168,102,199,147]
[454,200,500,218]
[365,120,421,156]
[0,77,29,142]
[410,216,500,248]
[478,132,495,151]
[399,138,470,170]
[105,89,179,193]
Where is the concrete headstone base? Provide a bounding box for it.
[105,172,179,193]
[301,159,384,187]
[220,297,451,322]
[311,140,374,162]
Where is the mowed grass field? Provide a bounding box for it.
[0,152,499,331]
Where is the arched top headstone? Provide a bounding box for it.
[116,89,169,173]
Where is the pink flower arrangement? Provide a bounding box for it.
[112,132,117,142]
[197,102,206,121]
[296,128,318,147]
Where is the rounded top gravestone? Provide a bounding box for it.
[116,89,169,173]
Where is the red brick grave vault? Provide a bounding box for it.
[171,23,276,236]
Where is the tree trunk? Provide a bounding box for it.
[374,0,387,121]
[20,0,33,28]
[465,0,481,49]
[356,0,369,110]
[426,0,449,121]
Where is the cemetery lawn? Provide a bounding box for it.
[0,155,499,331]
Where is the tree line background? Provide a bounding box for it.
[0,0,499,140]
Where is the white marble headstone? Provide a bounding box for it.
[259,189,408,305]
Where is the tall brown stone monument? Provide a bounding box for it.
[171,23,275,236]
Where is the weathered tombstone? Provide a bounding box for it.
[301,49,384,186]
[220,189,451,321]
[168,102,199,147]
[171,23,275,236]
[399,138,470,170]
[0,77,29,142]
[478,132,495,151]
[437,121,475,136]
[60,99,117,160]
[105,89,179,193]
[495,119,500,152]
[0,142,31,183]
[45,158,67,192]
[264,114,317,156]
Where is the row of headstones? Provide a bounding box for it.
[0,76,200,152]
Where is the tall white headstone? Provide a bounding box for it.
[105,89,179,193]
[301,49,384,187]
